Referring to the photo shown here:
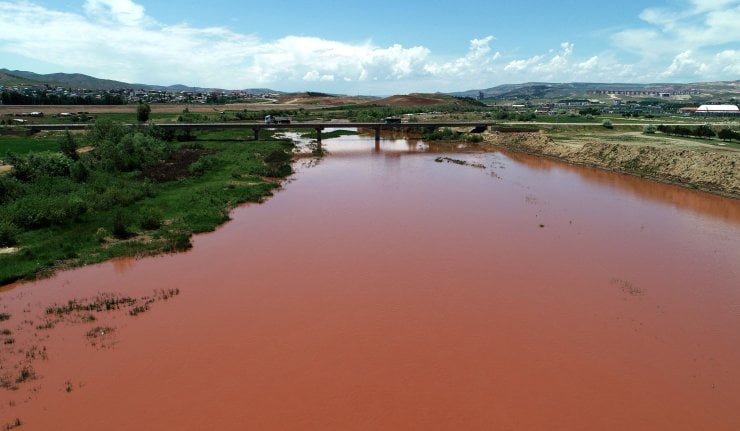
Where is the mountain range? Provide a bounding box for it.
[0,69,280,95]
[2,68,739,101]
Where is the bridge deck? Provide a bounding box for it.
[22,121,494,132]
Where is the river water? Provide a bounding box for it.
[1,132,740,430]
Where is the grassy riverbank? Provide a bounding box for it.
[0,125,294,285]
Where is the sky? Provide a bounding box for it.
[0,0,739,95]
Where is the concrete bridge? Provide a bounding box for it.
[23,121,494,146]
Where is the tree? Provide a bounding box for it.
[694,124,715,139]
[137,102,151,122]
[718,128,738,142]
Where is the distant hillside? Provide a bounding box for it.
[0,70,34,86]
[364,93,483,107]
[451,81,740,102]
[0,68,281,95]
[277,92,376,106]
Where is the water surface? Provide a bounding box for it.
[1,133,739,430]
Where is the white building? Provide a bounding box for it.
[694,105,740,116]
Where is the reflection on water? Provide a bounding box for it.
[2,133,739,430]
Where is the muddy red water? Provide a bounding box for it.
[2,133,740,430]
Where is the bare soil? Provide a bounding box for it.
[364,94,450,107]
[143,148,214,182]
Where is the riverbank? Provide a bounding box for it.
[0,127,293,285]
[483,131,740,199]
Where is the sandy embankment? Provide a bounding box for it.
[484,131,740,199]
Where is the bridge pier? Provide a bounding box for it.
[315,127,324,150]
[374,127,381,141]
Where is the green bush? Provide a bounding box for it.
[6,152,72,182]
[602,120,614,129]
[136,103,151,123]
[643,125,657,134]
[95,227,109,243]
[0,175,23,205]
[59,131,79,161]
[111,211,131,239]
[4,192,87,228]
[139,207,163,230]
[86,119,127,147]
[0,220,20,247]
[69,160,90,182]
[188,158,212,176]
[423,128,461,141]
[263,149,293,177]
[95,132,168,172]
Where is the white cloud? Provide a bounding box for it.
[0,0,737,93]
[612,0,740,80]
[84,0,149,26]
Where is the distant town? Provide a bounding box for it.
[1,73,739,121]
[0,82,279,105]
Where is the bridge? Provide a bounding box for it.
[23,121,494,147]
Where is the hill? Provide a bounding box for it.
[276,92,374,106]
[363,93,484,108]
[451,81,740,102]
[0,68,280,95]
[0,69,34,86]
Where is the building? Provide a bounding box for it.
[693,105,740,117]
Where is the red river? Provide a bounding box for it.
[1,133,739,430]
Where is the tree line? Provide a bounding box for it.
[656,124,740,141]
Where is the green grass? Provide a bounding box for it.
[0,133,62,155]
[0,127,293,285]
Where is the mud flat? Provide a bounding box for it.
[483,131,740,199]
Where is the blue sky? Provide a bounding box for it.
[0,0,738,94]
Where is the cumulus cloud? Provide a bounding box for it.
[84,0,149,26]
[0,0,737,93]
[612,0,740,80]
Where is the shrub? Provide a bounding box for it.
[263,149,293,177]
[69,160,90,183]
[96,132,168,172]
[602,120,614,129]
[95,227,109,243]
[86,119,127,147]
[111,211,131,239]
[59,131,79,161]
[0,175,23,205]
[136,103,151,123]
[7,152,72,182]
[139,207,163,230]
[4,192,88,228]
[0,220,20,247]
[643,125,657,134]
[188,158,211,176]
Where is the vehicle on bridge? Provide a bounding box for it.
[264,115,291,124]
[383,117,402,124]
